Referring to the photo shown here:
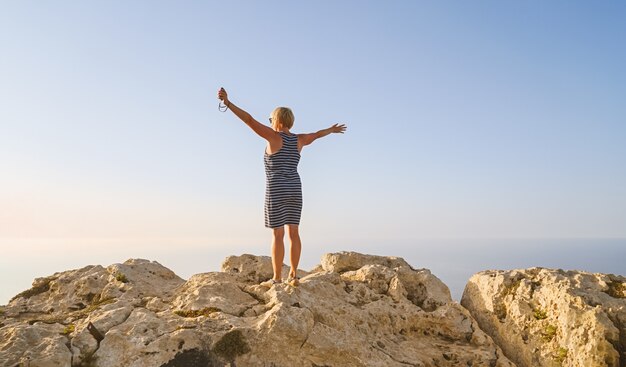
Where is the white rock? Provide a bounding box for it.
[105,258,185,301]
[320,251,412,273]
[221,253,308,282]
[171,272,259,316]
[0,322,71,367]
[462,267,626,367]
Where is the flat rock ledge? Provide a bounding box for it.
[461,267,626,367]
[0,252,513,367]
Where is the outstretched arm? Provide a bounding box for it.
[218,88,277,142]
[299,123,347,148]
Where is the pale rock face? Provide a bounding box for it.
[105,258,184,301]
[91,308,207,367]
[461,268,626,367]
[70,301,134,364]
[221,253,309,281]
[321,251,412,273]
[0,252,515,367]
[0,259,184,366]
[3,265,110,317]
[171,272,259,316]
[0,322,71,367]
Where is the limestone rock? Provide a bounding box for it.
[0,322,71,367]
[1,258,184,366]
[321,251,412,273]
[171,272,258,316]
[3,259,183,319]
[461,267,626,367]
[221,253,308,282]
[1,252,514,367]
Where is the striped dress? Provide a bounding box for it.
[264,131,302,228]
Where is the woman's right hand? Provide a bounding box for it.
[218,87,229,104]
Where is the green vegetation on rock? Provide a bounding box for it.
[494,302,507,321]
[73,297,116,319]
[604,281,625,298]
[502,280,521,298]
[115,273,129,283]
[533,308,548,320]
[542,324,557,342]
[174,307,221,318]
[9,276,54,302]
[61,323,75,335]
[554,347,568,364]
[212,329,250,361]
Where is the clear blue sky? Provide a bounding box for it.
[1,1,625,303]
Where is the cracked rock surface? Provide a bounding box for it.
[461,267,626,367]
[0,252,515,366]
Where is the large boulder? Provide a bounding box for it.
[0,258,184,366]
[461,267,626,367]
[0,322,71,367]
[320,251,412,273]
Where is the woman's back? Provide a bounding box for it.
[264,132,301,175]
[264,131,302,228]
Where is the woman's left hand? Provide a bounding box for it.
[329,123,347,134]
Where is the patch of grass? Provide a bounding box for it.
[494,302,507,321]
[9,277,54,302]
[604,281,625,299]
[542,324,557,342]
[0,307,5,316]
[84,292,97,303]
[115,273,129,283]
[502,280,522,298]
[212,329,250,361]
[554,347,568,364]
[174,307,221,318]
[533,308,548,320]
[73,297,116,318]
[21,297,116,326]
[60,323,75,335]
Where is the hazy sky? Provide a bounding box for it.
[1,2,625,303]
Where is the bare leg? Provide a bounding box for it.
[271,227,285,281]
[286,224,301,278]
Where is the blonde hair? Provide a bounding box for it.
[270,107,295,129]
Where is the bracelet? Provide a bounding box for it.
[218,100,230,112]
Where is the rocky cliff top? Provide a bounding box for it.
[2,252,624,367]
[0,252,513,367]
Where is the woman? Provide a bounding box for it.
[217,88,346,286]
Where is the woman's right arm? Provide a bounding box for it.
[218,88,277,142]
